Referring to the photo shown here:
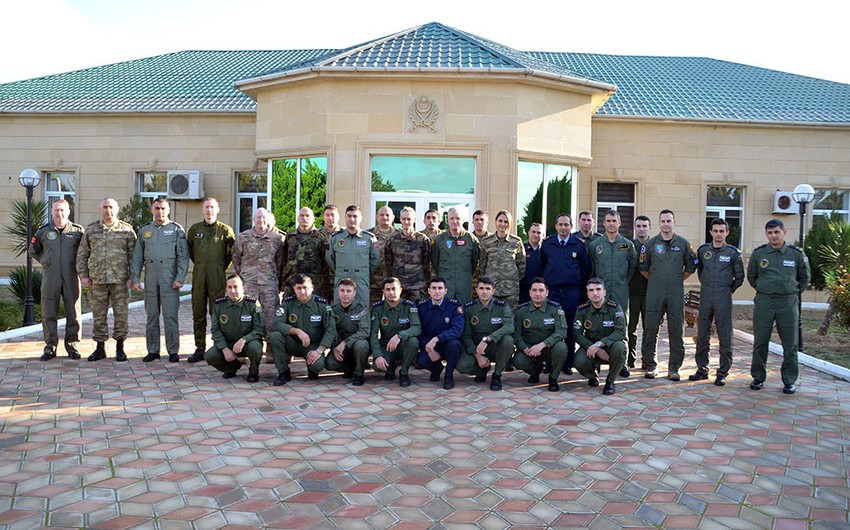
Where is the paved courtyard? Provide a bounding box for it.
[0,301,848,529]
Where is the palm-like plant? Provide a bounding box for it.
[5,199,48,257]
[817,220,850,334]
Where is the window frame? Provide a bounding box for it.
[596,182,636,238]
[705,185,745,250]
[43,170,77,222]
[813,188,850,222]
[235,171,271,234]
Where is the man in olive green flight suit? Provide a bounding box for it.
[326,278,371,385]
[370,277,421,387]
[457,276,514,391]
[513,277,568,392]
[432,207,479,302]
[638,209,697,381]
[574,278,627,396]
[204,274,266,383]
[187,197,235,362]
[131,198,190,363]
[78,198,136,362]
[747,219,810,394]
[30,199,84,360]
[326,205,381,310]
[269,273,336,385]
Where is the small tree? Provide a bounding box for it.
[120,193,152,232]
[5,199,49,257]
[824,266,850,333]
[816,219,850,334]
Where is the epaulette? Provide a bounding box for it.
[464,300,477,308]
[448,298,460,305]
[71,222,84,229]
[283,294,297,302]
[402,299,417,307]
[754,243,768,251]
[331,228,346,236]
[313,295,328,304]
[371,300,385,308]
[547,299,562,308]
[171,221,184,230]
[788,244,803,252]
[577,301,590,310]
[697,242,711,251]
[214,296,228,304]
[39,222,51,229]
[245,296,258,303]
[493,299,506,306]
[362,229,376,237]
[517,301,530,309]
[607,301,618,308]
[416,299,427,307]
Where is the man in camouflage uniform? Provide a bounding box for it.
[513,277,568,392]
[368,205,397,303]
[131,198,190,363]
[204,274,265,383]
[472,210,492,240]
[574,278,628,396]
[587,210,636,377]
[30,199,84,360]
[232,207,285,340]
[384,206,431,302]
[77,198,136,362]
[326,205,381,310]
[479,210,525,308]
[268,273,335,385]
[638,209,697,381]
[420,209,443,242]
[320,205,341,299]
[282,207,329,297]
[457,276,514,391]
[747,219,810,394]
[326,278,371,385]
[690,218,744,386]
[370,277,421,387]
[186,197,235,362]
[432,207,479,303]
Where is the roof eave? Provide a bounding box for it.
[593,114,850,128]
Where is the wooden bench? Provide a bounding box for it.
[684,290,700,328]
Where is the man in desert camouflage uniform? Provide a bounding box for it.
[78,198,137,362]
[368,205,397,303]
[384,207,431,302]
[282,207,329,297]
[232,208,285,339]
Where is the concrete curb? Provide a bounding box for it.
[733,328,850,383]
[0,294,192,342]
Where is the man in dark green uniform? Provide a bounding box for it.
[628,215,652,370]
[588,210,636,377]
[432,207,479,302]
[690,218,744,386]
[131,198,190,363]
[326,205,381,309]
[204,274,265,383]
[269,274,336,385]
[370,277,421,387]
[30,199,84,360]
[513,277,568,391]
[638,209,697,381]
[457,276,514,391]
[574,278,627,395]
[187,197,235,362]
[326,278,371,385]
[747,219,810,394]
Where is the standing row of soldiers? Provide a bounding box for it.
[30,197,809,394]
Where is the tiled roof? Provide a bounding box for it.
[1,22,848,124]
[0,49,334,113]
[531,52,850,123]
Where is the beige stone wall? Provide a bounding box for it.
[0,114,258,270]
[583,118,850,298]
[252,76,598,217]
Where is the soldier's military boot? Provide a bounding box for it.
[87,342,107,362]
[490,373,502,391]
[40,346,57,361]
[66,344,81,360]
[187,348,205,363]
[142,352,161,362]
[115,340,128,362]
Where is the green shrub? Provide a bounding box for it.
[804,213,844,290]
[0,299,43,331]
[824,266,850,332]
[120,193,153,233]
[8,266,42,304]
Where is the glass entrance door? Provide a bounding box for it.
[371,193,476,231]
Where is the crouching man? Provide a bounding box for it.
[269,273,335,385]
[574,278,627,395]
[513,277,568,392]
[457,276,514,390]
[370,277,421,387]
[326,278,371,385]
[204,274,266,383]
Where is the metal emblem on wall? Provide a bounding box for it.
[409,96,439,132]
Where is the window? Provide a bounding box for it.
[813,189,850,221]
[705,186,744,249]
[517,161,574,239]
[44,171,77,221]
[271,157,327,232]
[236,172,270,234]
[137,171,168,209]
[596,182,635,237]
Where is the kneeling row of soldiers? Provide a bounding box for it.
[208,272,627,395]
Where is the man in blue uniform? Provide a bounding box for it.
[538,213,591,373]
[416,277,465,389]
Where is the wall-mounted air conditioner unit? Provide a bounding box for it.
[167,170,203,200]
[772,191,799,214]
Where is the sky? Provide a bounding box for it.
[1,0,848,85]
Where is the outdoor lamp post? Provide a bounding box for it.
[792,183,815,353]
[18,168,41,327]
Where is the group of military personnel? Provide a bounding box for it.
[29,197,809,395]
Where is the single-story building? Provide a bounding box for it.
[1,22,849,298]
